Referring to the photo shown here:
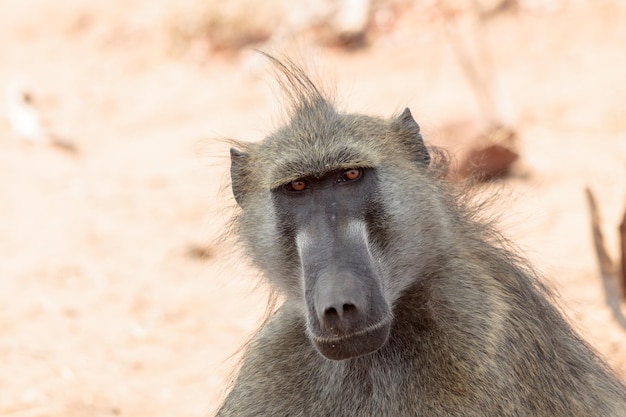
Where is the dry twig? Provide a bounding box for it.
[584,187,626,329]
[619,205,626,299]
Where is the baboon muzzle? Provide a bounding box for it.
[299,221,391,361]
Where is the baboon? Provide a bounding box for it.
[216,56,626,416]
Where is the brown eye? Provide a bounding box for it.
[339,168,362,182]
[284,179,308,192]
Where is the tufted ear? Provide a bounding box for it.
[397,108,430,167]
[230,147,250,207]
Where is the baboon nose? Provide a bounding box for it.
[320,300,364,332]
[313,272,369,333]
[324,303,357,321]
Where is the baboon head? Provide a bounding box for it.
[229,56,435,361]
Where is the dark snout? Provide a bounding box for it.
[314,271,374,334]
[310,268,391,360]
[300,222,391,361]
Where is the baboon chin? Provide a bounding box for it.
[217,54,626,417]
[309,314,392,360]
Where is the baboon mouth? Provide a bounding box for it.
[310,314,392,360]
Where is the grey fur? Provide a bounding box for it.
[217,56,626,416]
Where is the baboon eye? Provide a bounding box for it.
[338,168,362,182]
[284,179,309,192]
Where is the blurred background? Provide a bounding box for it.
[1,0,625,416]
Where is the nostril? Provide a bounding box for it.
[342,303,356,314]
[325,307,339,318]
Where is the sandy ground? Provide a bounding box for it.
[1,1,626,416]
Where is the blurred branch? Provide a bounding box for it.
[438,0,503,123]
[585,187,626,330]
[619,204,626,299]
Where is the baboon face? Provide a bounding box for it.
[271,167,392,360]
[230,69,430,360]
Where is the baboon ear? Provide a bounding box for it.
[230,147,250,207]
[397,107,430,167]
